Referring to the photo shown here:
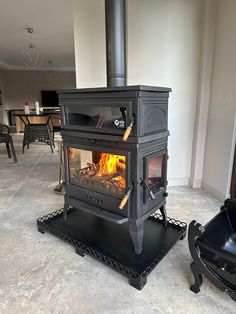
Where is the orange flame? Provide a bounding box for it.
[97,153,125,176]
[97,153,126,189]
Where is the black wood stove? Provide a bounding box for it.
[60,85,170,255]
[37,85,186,289]
[37,0,186,289]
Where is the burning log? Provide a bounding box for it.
[87,162,96,169]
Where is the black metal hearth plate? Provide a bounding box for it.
[37,208,187,290]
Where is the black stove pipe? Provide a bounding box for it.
[105,0,126,87]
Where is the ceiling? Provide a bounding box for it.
[0,0,75,71]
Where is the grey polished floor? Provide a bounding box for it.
[0,135,235,314]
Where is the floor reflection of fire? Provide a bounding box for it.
[71,152,126,196]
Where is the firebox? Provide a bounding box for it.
[68,149,127,198]
[59,85,170,255]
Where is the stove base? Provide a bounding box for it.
[37,208,186,290]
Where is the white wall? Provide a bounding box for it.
[202,0,236,200]
[128,0,202,185]
[73,0,202,185]
[73,0,106,87]
[1,70,76,124]
[0,69,4,123]
[190,0,218,189]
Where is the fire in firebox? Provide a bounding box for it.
[69,148,126,197]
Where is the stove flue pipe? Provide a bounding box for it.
[105,0,126,87]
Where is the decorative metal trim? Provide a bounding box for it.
[151,212,187,229]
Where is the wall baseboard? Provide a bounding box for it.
[201,181,230,201]
[154,175,231,201]
[167,177,190,186]
[189,177,202,188]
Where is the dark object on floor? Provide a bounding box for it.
[230,148,236,198]
[54,182,65,195]
[54,140,65,195]
[0,124,17,162]
[51,116,61,140]
[188,198,236,301]
[37,208,186,290]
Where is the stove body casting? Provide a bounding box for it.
[59,85,171,254]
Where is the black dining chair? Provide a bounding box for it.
[0,124,17,162]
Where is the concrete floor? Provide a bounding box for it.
[0,135,235,314]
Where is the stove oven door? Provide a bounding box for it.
[143,150,167,206]
[65,145,130,218]
[63,100,134,136]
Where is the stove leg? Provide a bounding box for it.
[129,220,144,255]
[228,291,236,302]
[75,247,85,257]
[160,205,167,226]
[63,204,70,221]
[129,276,147,290]
[190,261,203,293]
[37,225,45,234]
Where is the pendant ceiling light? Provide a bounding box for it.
[21,27,43,68]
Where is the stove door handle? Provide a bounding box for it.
[143,180,156,200]
[122,126,132,142]
[122,117,134,142]
[118,186,133,210]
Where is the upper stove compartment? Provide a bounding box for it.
[58,85,171,141]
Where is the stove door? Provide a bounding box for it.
[144,151,167,203]
[63,100,132,135]
[66,146,130,216]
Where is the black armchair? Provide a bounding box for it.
[0,124,17,162]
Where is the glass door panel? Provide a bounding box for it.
[68,147,126,198]
[65,105,127,130]
[146,154,166,195]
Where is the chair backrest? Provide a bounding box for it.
[0,124,10,135]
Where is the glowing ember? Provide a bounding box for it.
[112,175,126,189]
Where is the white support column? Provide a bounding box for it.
[190,0,219,188]
[73,0,106,88]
